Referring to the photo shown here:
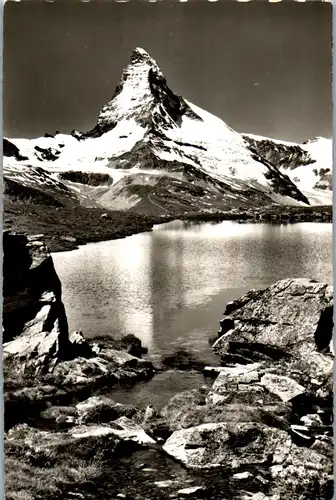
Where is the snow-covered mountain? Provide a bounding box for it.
[243,134,332,206]
[5,47,324,215]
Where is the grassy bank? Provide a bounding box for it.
[3,201,169,253]
[5,453,104,500]
[3,201,332,253]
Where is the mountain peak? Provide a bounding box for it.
[83,46,202,138]
[127,47,164,79]
[130,47,153,64]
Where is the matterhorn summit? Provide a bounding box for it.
[85,47,203,138]
[4,47,331,214]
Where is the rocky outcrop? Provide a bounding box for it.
[6,416,156,464]
[154,279,334,499]
[58,171,113,186]
[3,138,28,160]
[243,135,332,206]
[213,278,333,365]
[3,231,70,372]
[46,343,154,390]
[163,421,293,469]
[4,334,155,429]
[243,136,315,171]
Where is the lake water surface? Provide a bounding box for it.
[53,220,332,371]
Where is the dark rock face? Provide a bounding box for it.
[34,145,60,162]
[58,171,113,187]
[243,136,315,171]
[3,138,28,160]
[147,66,202,128]
[258,156,310,205]
[3,231,69,361]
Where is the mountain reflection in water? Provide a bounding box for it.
[53,221,332,366]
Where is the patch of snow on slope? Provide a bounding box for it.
[162,104,276,188]
[301,137,332,170]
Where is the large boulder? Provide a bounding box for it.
[38,396,138,429]
[206,364,305,406]
[212,279,334,427]
[6,416,156,461]
[163,421,292,469]
[162,422,332,498]
[213,278,333,365]
[49,348,155,388]
[76,395,137,424]
[3,231,71,374]
[159,385,289,436]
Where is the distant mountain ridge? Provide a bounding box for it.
[243,134,332,206]
[4,47,331,214]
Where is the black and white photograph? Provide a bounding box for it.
[2,1,333,499]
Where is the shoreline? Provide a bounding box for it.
[3,201,332,253]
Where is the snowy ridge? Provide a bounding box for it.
[244,134,332,206]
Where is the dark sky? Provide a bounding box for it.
[3,1,332,142]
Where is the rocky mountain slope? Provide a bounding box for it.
[4,47,317,216]
[244,135,332,206]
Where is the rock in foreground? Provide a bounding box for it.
[3,231,69,369]
[213,278,333,365]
